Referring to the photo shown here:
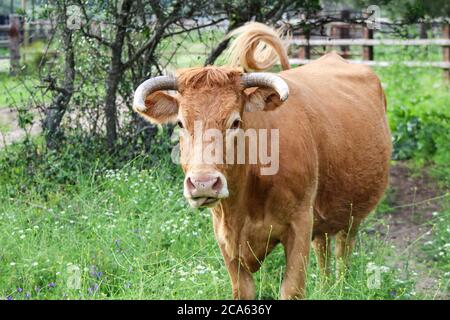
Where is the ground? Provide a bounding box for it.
[0,108,41,148]
[377,162,448,298]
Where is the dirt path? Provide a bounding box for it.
[0,108,41,148]
[376,162,448,299]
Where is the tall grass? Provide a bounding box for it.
[0,157,421,300]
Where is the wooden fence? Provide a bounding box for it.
[290,23,450,79]
[1,14,449,79]
[0,15,52,74]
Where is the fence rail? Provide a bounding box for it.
[0,15,53,74]
[1,14,450,78]
[289,58,450,69]
[291,38,450,46]
[292,22,450,79]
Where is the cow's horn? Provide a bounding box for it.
[133,76,178,111]
[241,73,289,101]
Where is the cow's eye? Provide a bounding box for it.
[176,120,184,129]
[230,119,241,130]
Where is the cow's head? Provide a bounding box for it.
[133,67,288,208]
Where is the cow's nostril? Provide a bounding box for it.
[186,177,196,192]
[212,177,223,193]
[185,173,227,199]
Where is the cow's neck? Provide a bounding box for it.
[211,160,259,224]
[211,114,274,223]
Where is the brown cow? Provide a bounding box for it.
[133,23,391,299]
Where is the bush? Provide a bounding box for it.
[0,130,176,197]
[378,65,450,185]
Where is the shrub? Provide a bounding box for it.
[378,65,450,185]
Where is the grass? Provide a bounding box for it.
[0,73,44,108]
[0,114,11,134]
[0,41,51,108]
[0,156,424,300]
[421,197,450,276]
[159,29,228,68]
[376,65,450,186]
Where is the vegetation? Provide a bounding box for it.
[324,0,450,23]
[378,65,450,185]
[0,159,421,300]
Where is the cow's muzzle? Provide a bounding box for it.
[183,172,229,208]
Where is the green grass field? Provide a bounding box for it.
[0,41,51,108]
[0,73,44,108]
[0,39,449,300]
[0,153,447,300]
[0,158,430,300]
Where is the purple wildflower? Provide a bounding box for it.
[48,282,56,288]
[88,284,99,295]
[6,296,13,300]
[17,287,23,293]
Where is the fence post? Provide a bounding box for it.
[298,32,311,60]
[29,21,34,43]
[9,14,20,76]
[419,22,428,39]
[340,10,350,59]
[443,23,449,81]
[24,24,30,46]
[329,24,338,53]
[362,27,374,61]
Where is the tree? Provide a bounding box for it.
[80,0,226,151]
[322,0,450,22]
[42,0,75,149]
[204,0,322,65]
[41,0,225,152]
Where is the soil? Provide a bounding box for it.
[376,162,448,299]
[0,108,41,148]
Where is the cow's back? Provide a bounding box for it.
[280,52,392,235]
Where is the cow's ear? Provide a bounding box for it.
[244,87,284,112]
[135,91,179,124]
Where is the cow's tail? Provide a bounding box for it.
[225,22,291,72]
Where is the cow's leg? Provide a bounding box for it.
[335,226,358,277]
[218,244,255,300]
[312,233,331,278]
[280,214,313,300]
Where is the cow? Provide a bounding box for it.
[133,22,391,300]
